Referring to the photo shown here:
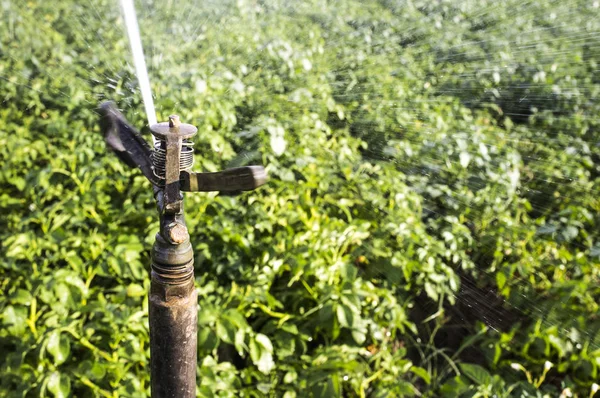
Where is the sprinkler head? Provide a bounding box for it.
[98,101,268,201]
[99,101,267,245]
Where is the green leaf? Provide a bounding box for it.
[411,366,431,385]
[590,243,600,258]
[336,304,354,328]
[2,305,27,336]
[216,318,236,344]
[496,272,507,290]
[424,282,439,301]
[351,329,366,345]
[255,333,273,353]
[340,262,357,281]
[223,309,248,329]
[284,370,297,384]
[440,376,470,397]
[249,335,275,374]
[198,328,218,351]
[459,152,471,168]
[459,363,491,385]
[311,378,339,398]
[47,331,71,365]
[47,372,71,398]
[537,224,558,235]
[79,360,106,380]
[560,226,579,242]
[126,284,145,297]
[257,352,275,374]
[10,289,32,305]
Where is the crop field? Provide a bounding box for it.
[1,0,599,397]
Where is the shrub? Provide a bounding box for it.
[1,0,598,397]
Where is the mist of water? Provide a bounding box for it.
[120,0,157,134]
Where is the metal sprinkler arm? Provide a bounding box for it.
[98,102,268,195]
[99,102,159,185]
[179,166,268,192]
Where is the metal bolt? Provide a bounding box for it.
[168,115,181,129]
[168,222,188,244]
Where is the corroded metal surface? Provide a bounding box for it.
[149,119,197,140]
[150,232,196,398]
[168,223,188,244]
[149,245,197,397]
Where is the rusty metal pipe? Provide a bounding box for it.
[149,231,197,398]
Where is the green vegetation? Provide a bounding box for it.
[1,0,599,397]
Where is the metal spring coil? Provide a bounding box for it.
[151,139,194,179]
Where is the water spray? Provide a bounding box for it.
[99,102,267,397]
[120,0,157,130]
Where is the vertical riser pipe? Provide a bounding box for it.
[149,278,197,397]
[149,235,197,398]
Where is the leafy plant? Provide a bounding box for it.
[0,0,598,397]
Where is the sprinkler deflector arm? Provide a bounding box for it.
[98,102,267,398]
[98,102,268,193]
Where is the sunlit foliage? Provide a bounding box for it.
[0,0,599,397]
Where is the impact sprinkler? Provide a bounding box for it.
[98,102,267,397]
